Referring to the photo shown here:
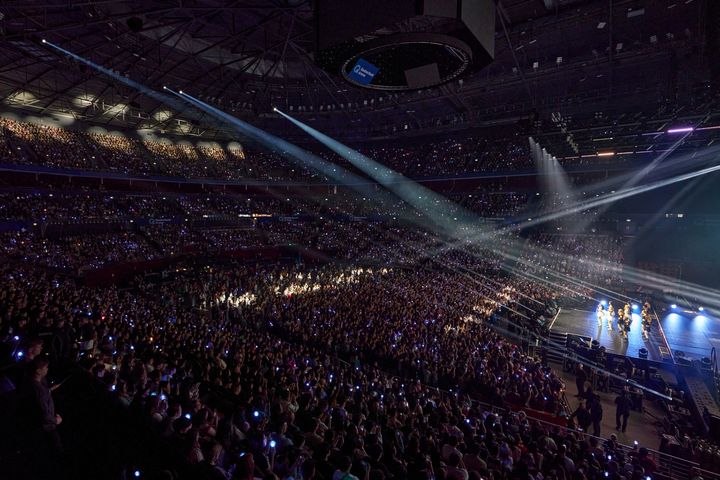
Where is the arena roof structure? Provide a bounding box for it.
[0,0,714,141]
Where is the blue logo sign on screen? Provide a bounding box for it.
[349,59,379,85]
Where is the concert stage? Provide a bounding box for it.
[659,310,720,361]
[551,306,720,364]
[550,308,672,362]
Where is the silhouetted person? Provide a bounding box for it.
[570,401,592,432]
[615,389,631,432]
[18,356,63,479]
[588,393,603,437]
[575,364,587,397]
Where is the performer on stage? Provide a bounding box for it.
[607,302,615,332]
[623,313,631,340]
[597,303,604,327]
[621,303,631,340]
[641,301,652,340]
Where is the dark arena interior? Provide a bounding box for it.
[2,1,720,479]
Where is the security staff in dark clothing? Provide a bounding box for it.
[575,364,587,397]
[615,389,632,432]
[569,401,592,432]
[588,394,603,437]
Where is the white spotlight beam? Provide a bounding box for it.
[168,89,466,230]
[275,110,646,303]
[277,109,720,310]
[275,108,491,240]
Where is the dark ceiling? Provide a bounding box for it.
[0,0,711,141]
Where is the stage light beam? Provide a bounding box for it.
[43,40,197,123]
[60,40,720,318]
[275,108,486,239]
[168,89,435,229]
[276,110,720,315]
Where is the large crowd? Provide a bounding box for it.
[362,135,533,178]
[2,257,679,480]
[519,234,625,289]
[0,178,691,480]
[0,230,158,272]
[0,189,631,279]
[0,117,716,480]
[0,117,644,182]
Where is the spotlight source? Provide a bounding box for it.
[179,90,183,95]
[699,307,704,312]
[671,304,677,309]
[42,39,47,44]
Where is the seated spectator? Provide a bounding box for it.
[333,456,360,480]
[446,452,469,480]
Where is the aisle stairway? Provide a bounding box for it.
[544,330,568,364]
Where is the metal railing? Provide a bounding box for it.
[653,307,675,364]
[326,346,720,480]
[332,352,720,480]
[458,395,720,480]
